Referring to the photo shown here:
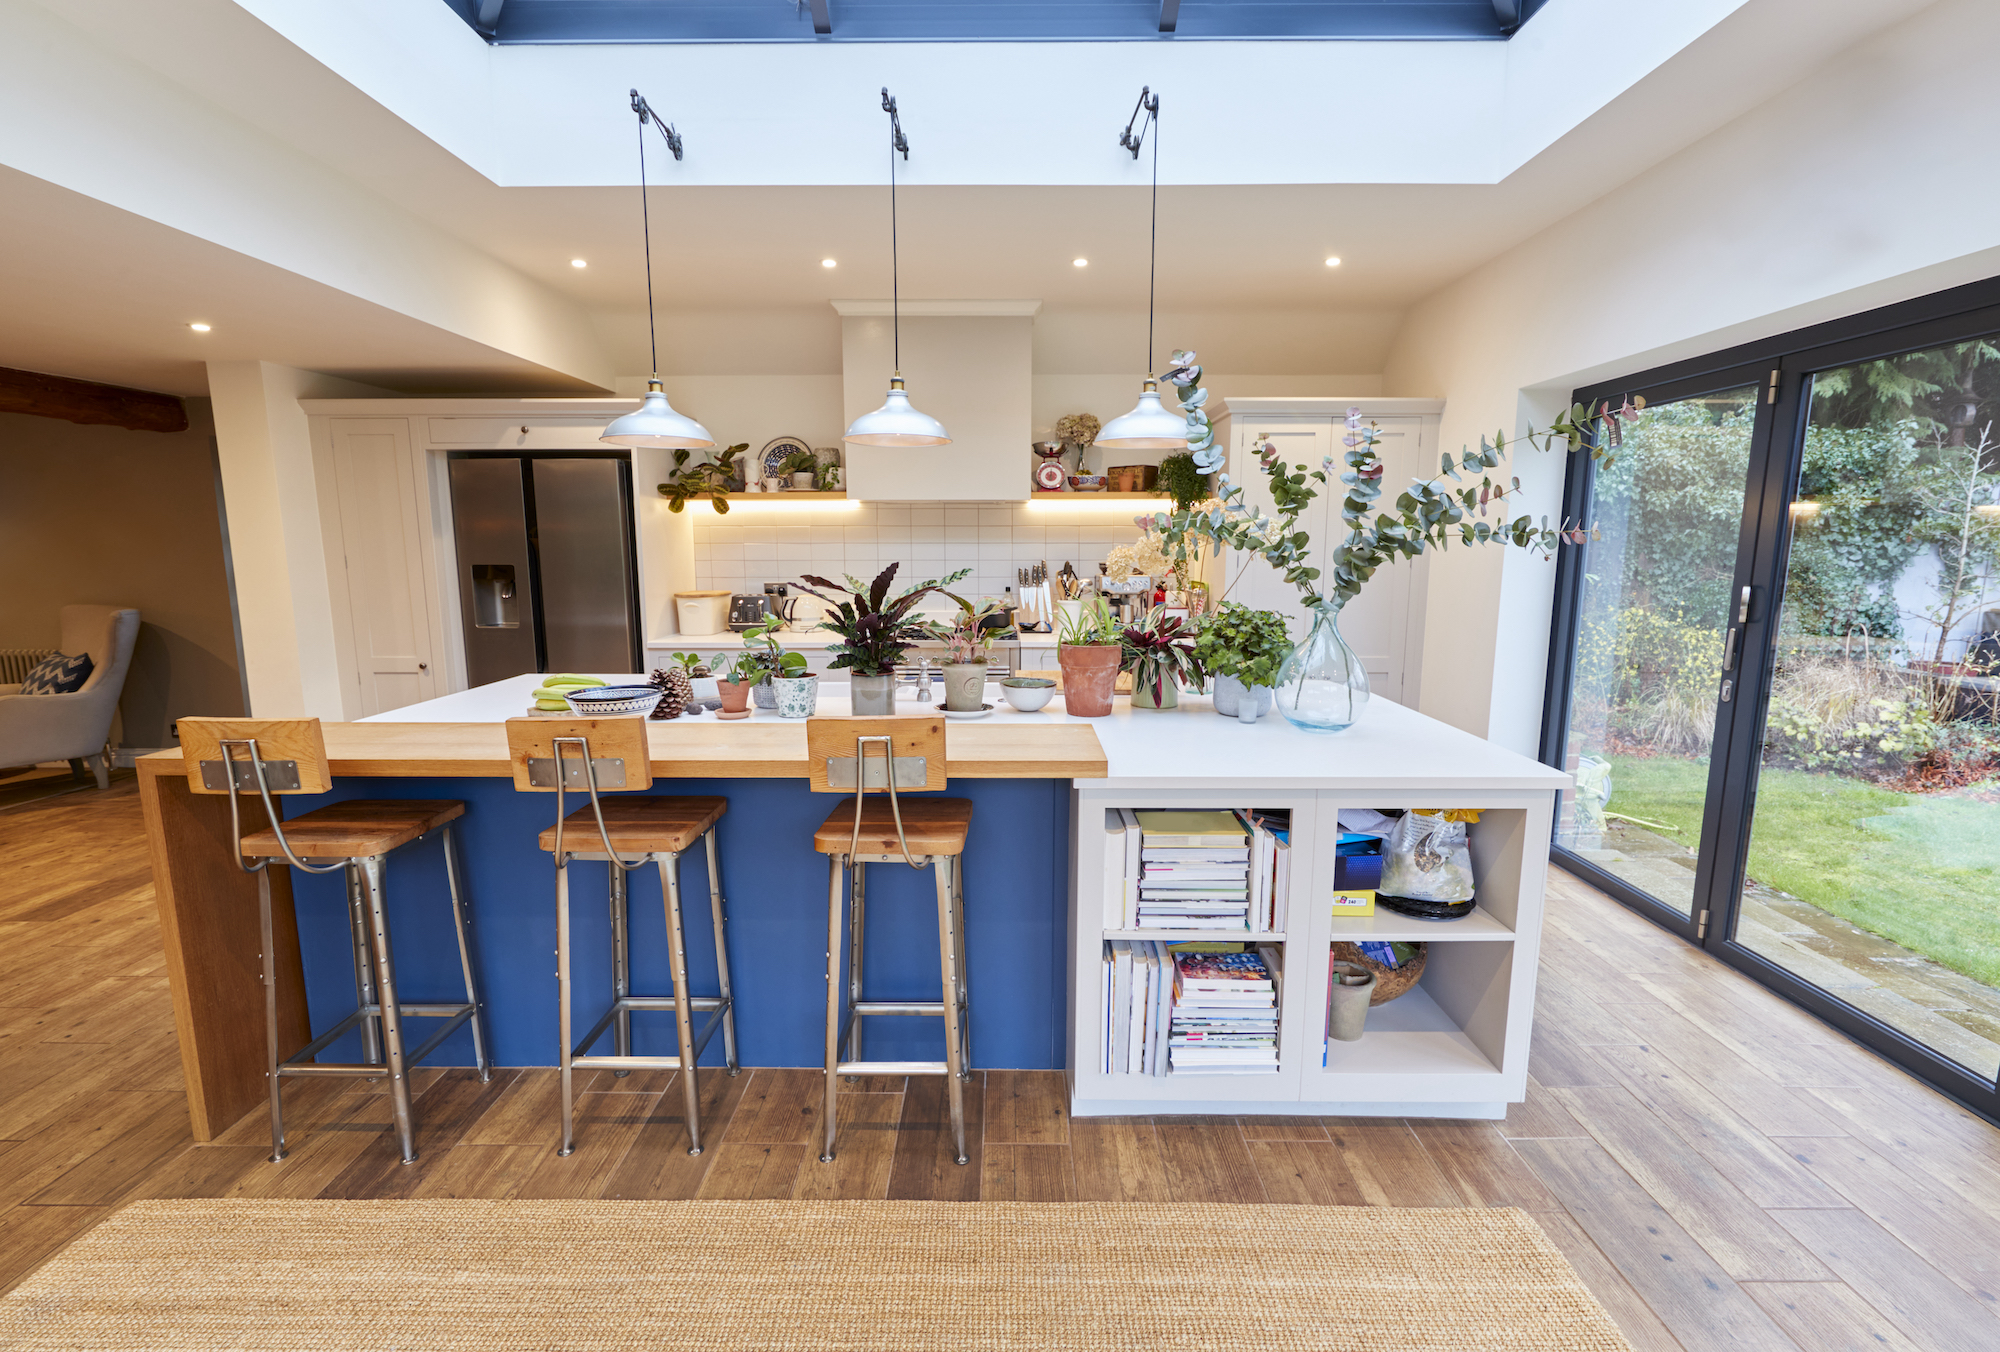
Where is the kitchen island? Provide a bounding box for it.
[140,676,1565,1139]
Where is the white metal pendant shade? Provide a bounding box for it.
[1097,378,1186,451]
[602,380,714,449]
[846,376,950,447]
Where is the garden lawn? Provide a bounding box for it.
[1607,755,2000,990]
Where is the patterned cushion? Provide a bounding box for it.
[19,651,93,695]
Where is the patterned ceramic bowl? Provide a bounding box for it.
[999,677,1057,712]
[562,684,663,717]
[1067,474,1107,492]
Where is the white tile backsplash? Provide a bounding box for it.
[690,500,1143,607]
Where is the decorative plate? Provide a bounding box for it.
[760,436,814,481]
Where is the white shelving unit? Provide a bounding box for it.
[1068,786,1553,1119]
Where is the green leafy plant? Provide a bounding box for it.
[658,442,749,515]
[777,447,818,478]
[1057,596,1118,647]
[1153,348,1622,617]
[937,592,1015,664]
[737,613,808,683]
[1121,607,1204,703]
[794,563,972,677]
[711,649,770,686]
[1156,451,1208,511]
[669,651,709,677]
[1192,602,1291,690]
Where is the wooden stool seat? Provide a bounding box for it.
[537,796,728,855]
[240,799,465,860]
[813,798,972,856]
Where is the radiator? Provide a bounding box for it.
[0,649,57,683]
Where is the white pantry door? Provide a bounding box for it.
[327,419,439,716]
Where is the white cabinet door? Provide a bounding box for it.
[1323,415,1426,704]
[1223,421,1335,635]
[327,419,439,716]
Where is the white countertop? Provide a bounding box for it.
[650,632,1052,651]
[365,673,1569,792]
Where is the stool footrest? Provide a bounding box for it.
[278,1063,399,1079]
[571,1004,731,1064]
[572,1055,690,1072]
[852,1000,950,1017]
[835,1060,954,1077]
[284,1002,476,1069]
[614,996,727,1014]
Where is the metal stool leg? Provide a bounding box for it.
[703,828,739,1075]
[844,860,867,1070]
[257,867,288,1163]
[609,862,633,1075]
[556,854,577,1157]
[659,854,704,1155]
[821,853,844,1164]
[441,825,491,1083]
[346,863,382,1069]
[952,852,972,1079]
[360,854,418,1165]
[933,855,969,1166]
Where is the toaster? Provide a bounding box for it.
[727,593,775,631]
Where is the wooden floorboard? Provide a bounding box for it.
[4,776,2000,1352]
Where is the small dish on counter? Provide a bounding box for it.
[562,684,663,717]
[928,703,994,720]
[999,677,1056,712]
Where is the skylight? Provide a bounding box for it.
[442,0,1547,45]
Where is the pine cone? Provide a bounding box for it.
[649,666,693,719]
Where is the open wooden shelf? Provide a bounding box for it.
[705,490,849,500]
[1030,491,1170,499]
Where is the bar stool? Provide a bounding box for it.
[179,718,490,1166]
[807,716,973,1165]
[505,717,739,1157]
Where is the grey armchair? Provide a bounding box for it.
[0,606,140,789]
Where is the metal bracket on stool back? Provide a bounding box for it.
[826,753,926,790]
[201,759,301,792]
[527,756,627,789]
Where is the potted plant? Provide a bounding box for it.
[658,443,749,515]
[778,447,819,491]
[1056,596,1123,718]
[1152,348,1624,732]
[937,594,1015,712]
[737,613,809,711]
[1155,450,1209,511]
[668,650,719,702]
[794,564,971,715]
[1121,607,1203,710]
[1193,602,1290,722]
[711,648,766,717]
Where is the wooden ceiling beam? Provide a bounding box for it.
[0,365,189,434]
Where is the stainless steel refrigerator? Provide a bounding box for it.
[448,454,643,686]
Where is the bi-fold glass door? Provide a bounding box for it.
[1545,293,2000,1120]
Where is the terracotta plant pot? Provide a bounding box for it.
[941,662,987,712]
[716,679,753,713]
[1057,644,1122,717]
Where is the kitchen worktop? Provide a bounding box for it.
[353,673,1566,792]
[650,631,1053,651]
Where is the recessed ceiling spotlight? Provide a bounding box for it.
[1324,256,1342,268]
[821,258,837,268]
[188,322,212,332]
[570,258,587,268]
[1073,258,1088,268]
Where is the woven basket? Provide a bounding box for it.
[1329,941,1427,1005]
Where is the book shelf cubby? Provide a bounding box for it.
[1068,788,1551,1119]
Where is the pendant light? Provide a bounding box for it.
[1097,87,1188,452]
[602,90,714,450]
[845,88,951,448]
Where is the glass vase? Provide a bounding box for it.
[1274,604,1370,733]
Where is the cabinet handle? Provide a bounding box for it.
[419,662,429,671]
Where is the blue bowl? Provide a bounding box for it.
[562,684,662,717]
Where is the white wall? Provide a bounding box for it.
[1385,0,2000,754]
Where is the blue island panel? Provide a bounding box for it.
[282,777,1069,1072]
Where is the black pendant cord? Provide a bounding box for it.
[637,107,659,381]
[882,88,908,376]
[1147,99,1159,379]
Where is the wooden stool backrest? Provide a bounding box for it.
[179,718,332,795]
[805,716,946,794]
[503,717,654,793]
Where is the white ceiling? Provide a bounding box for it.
[0,0,1940,397]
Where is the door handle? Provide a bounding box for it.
[419,662,428,671]
[1737,584,1753,624]
[1722,627,1740,672]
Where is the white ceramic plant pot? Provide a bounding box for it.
[849,672,896,716]
[791,471,816,490]
[941,662,987,712]
[1327,962,1375,1042]
[1213,674,1274,721]
[773,674,819,719]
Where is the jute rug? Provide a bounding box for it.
[0,1199,1633,1351]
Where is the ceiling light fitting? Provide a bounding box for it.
[1073,258,1089,268]
[845,88,950,448]
[1324,256,1342,267]
[188,323,212,332]
[821,258,837,268]
[602,89,715,451]
[1098,86,1188,452]
[571,258,588,268]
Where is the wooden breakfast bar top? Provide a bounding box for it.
[135,717,1110,783]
